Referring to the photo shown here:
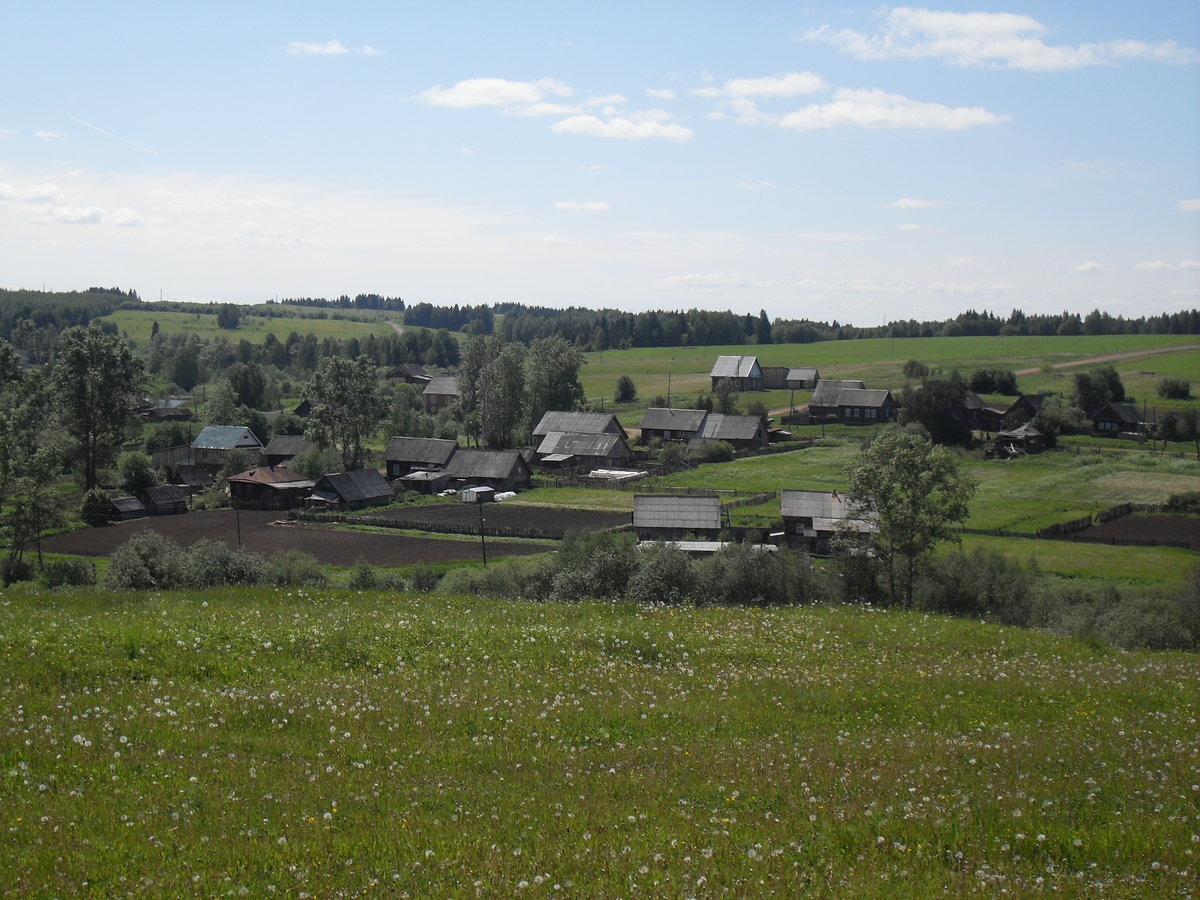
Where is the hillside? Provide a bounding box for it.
[2,588,1196,896]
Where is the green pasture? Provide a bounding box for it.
[1,589,1195,896]
[98,308,398,345]
[957,534,1196,586]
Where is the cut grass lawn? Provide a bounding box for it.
[1,589,1196,896]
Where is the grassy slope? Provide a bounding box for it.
[1,589,1195,897]
[98,308,398,344]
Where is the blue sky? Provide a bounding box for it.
[1,1,1197,325]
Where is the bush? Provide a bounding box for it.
[1,556,34,586]
[921,549,1035,625]
[408,564,441,593]
[118,451,158,495]
[185,539,265,587]
[902,359,929,379]
[1157,377,1192,400]
[1096,593,1196,652]
[347,557,379,590]
[703,440,735,463]
[80,487,113,525]
[615,375,637,403]
[264,549,327,587]
[625,544,696,605]
[104,530,189,590]
[43,559,96,588]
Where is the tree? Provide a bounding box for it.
[306,355,387,469]
[1158,377,1192,400]
[118,450,158,494]
[52,326,146,491]
[480,342,527,448]
[1074,365,1125,413]
[902,359,929,379]
[615,375,637,404]
[216,304,241,329]
[899,372,972,445]
[525,335,585,434]
[713,377,738,414]
[845,427,975,609]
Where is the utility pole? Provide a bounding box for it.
[478,499,487,567]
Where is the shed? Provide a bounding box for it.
[780,489,876,556]
[139,484,188,516]
[994,422,1045,456]
[709,355,762,391]
[786,368,820,389]
[638,407,707,443]
[441,449,531,493]
[261,434,313,468]
[459,485,496,504]
[111,496,147,521]
[531,411,625,439]
[307,469,393,510]
[382,436,459,479]
[633,494,722,541]
[228,466,316,510]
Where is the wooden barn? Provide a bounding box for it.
[709,355,762,391]
[307,469,393,511]
[686,414,769,452]
[383,436,459,480]
[638,407,707,444]
[633,494,722,542]
[261,434,313,468]
[531,411,626,440]
[535,431,634,472]
[441,449,532,493]
[139,484,189,516]
[780,489,876,556]
[228,466,316,510]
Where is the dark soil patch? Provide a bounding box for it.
[1073,514,1199,550]
[40,510,550,566]
[359,501,630,534]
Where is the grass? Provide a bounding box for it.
[98,308,398,345]
[1,588,1196,896]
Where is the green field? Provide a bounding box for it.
[1,588,1196,897]
[97,308,399,345]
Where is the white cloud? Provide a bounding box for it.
[1181,260,1200,270]
[693,71,828,99]
[49,205,104,224]
[805,8,1199,71]
[779,88,1009,131]
[203,221,315,251]
[362,44,382,57]
[737,181,775,191]
[577,164,606,172]
[1135,259,1200,271]
[107,207,144,227]
[646,88,676,100]
[0,129,18,139]
[35,131,66,140]
[946,255,984,268]
[0,182,63,203]
[1178,198,1200,212]
[553,201,611,212]
[1070,261,1104,274]
[898,223,923,231]
[656,272,776,290]
[540,234,568,246]
[887,197,943,209]
[285,40,351,56]
[551,114,693,141]
[586,94,628,106]
[419,77,573,109]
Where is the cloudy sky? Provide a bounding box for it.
[1,1,1197,325]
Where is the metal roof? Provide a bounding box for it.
[837,388,893,408]
[383,436,459,465]
[141,484,188,505]
[787,367,819,382]
[192,425,263,450]
[536,431,629,457]
[532,411,623,437]
[692,413,763,442]
[810,380,866,406]
[638,407,707,433]
[423,375,460,396]
[633,494,721,530]
[780,490,876,534]
[262,434,313,457]
[442,449,529,480]
[709,355,762,379]
[316,469,392,503]
[227,466,315,488]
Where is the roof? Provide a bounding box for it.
[443,449,529,480]
[780,489,876,534]
[1093,403,1141,424]
[227,466,315,489]
[141,484,188,506]
[810,380,866,406]
[112,496,145,514]
[691,413,763,443]
[787,367,819,382]
[423,375,459,396]
[638,407,707,433]
[383,436,459,466]
[387,362,431,381]
[262,434,313,457]
[536,431,629,458]
[192,425,263,451]
[710,355,762,379]
[837,388,893,409]
[316,469,393,503]
[532,411,623,437]
[998,422,1043,439]
[633,494,721,530]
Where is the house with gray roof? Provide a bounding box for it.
[780,489,876,556]
[139,484,188,516]
[423,375,460,414]
[441,449,532,492]
[383,436,460,480]
[228,466,316,510]
[531,411,625,439]
[638,407,708,443]
[809,380,866,421]
[786,368,820,389]
[836,388,897,425]
[261,434,313,468]
[535,431,633,472]
[307,469,393,510]
[709,355,763,391]
[686,414,768,451]
[190,425,263,472]
[633,494,722,541]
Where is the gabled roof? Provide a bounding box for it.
[633,494,721,530]
[316,469,392,503]
[780,489,876,534]
[536,431,630,458]
[710,355,762,379]
[112,496,146,514]
[423,375,459,396]
[383,436,459,466]
[442,449,530,480]
[227,466,315,488]
[837,388,893,409]
[638,407,707,433]
[810,379,866,406]
[192,425,263,451]
[787,367,819,382]
[692,413,763,442]
[387,362,431,381]
[141,484,188,506]
[262,434,313,458]
[532,411,623,437]
[1092,403,1142,425]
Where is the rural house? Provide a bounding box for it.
[531,411,626,440]
[190,425,263,473]
[441,448,532,493]
[809,380,866,421]
[387,362,432,386]
[633,494,722,541]
[836,388,898,425]
[1092,403,1147,437]
[686,413,769,452]
[138,484,188,516]
[786,368,820,389]
[307,469,393,511]
[1003,393,1051,426]
[228,466,316,510]
[709,355,763,391]
[780,489,876,556]
[423,375,460,414]
[535,430,634,472]
[383,436,460,480]
[964,392,1009,433]
[993,422,1045,456]
[261,434,313,468]
[638,407,708,443]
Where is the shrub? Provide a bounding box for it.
[1157,377,1191,400]
[347,557,379,590]
[264,549,327,587]
[104,530,188,590]
[117,451,158,494]
[902,359,929,379]
[921,549,1035,625]
[615,375,637,403]
[185,539,265,586]
[703,440,734,463]
[1,556,34,586]
[625,544,696,605]
[43,559,96,588]
[80,487,113,525]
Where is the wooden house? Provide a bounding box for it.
[535,431,634,472]
[139,484,188,516]
[423,375,460,414]
[383,436,459,480]
[786,368,820,389]
[638,407,707,443]
[809,380,865,421]
[531,411,626,440]
[994,422,1045,456]
[190,425,263,473]
[228,466,316,510]
[261,434,313,468]
[964,392,1009,433]
[386,362,432,386]
[1092,403,1146,437]
[440,448,532,493]
[780,489,876,556]
[686,414,768,451]
[1004,394,1051,427]
[836,388,897,425]
[709,355,762,391]
[633,494,722,542]
[307,469,393,511]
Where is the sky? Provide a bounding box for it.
[1,1,1198,326]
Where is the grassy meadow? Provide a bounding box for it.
[2,588,1197,897]
[98,308,399,345]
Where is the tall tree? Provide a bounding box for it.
[306,355,387,470]
[845,427,975,609]
[52,326,145,491]
[525,335,586,434]
[899,372,972,445]
[480,342,527,448]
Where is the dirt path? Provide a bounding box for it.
[1014,344,1198,377]
[386,320,405,336]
